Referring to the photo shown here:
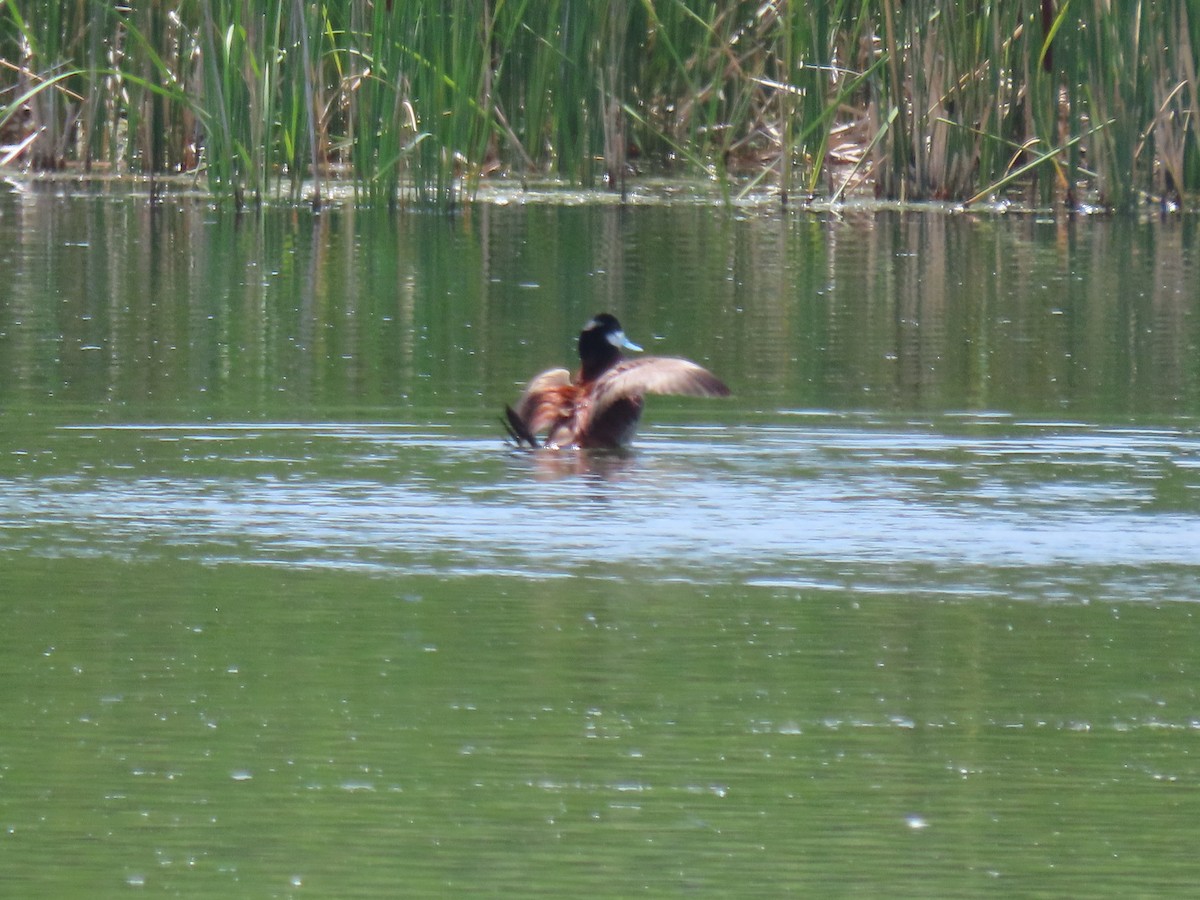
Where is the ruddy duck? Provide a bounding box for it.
[504,313,730,450]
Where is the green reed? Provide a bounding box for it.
[3,0,1197,210]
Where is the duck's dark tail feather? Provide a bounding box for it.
[502,405,539,448]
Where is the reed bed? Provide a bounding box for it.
[2,0,1197,210]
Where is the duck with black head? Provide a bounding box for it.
[504,313,730,450]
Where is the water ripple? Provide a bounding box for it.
[2,421,1198,600]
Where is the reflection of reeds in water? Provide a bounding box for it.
[2,2,1197,210]
[8,198,1196,423]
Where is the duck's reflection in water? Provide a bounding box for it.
[513,446,639,484]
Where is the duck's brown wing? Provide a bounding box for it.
[590,357,729,421]
[506,368,574,446]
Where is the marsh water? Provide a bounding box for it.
[1,182,1199,896]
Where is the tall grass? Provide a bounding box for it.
[2,0,1197,210]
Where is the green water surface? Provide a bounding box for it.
[1,186,1198,896]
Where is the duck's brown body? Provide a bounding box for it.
[504,314,730,450]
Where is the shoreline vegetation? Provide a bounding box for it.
[2,2,1197,212]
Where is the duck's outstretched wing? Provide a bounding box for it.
[504,368,573,447]
[590,357,729,420]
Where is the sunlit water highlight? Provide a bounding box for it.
[4,418,1197,601]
